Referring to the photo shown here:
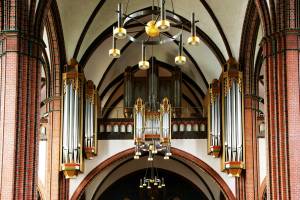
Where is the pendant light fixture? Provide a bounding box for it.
[139,162,166,190]
[113,3,127,39]
[187,12,200,46]
[156,0,170,32]
[175,34,186,65]
[109,27,121,58]
[109,1,204,65]
[138,42,150,70]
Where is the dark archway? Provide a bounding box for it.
[98,169,208,200]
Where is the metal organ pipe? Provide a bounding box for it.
[73,88,78,163]
[217,95,221,146]
[232,81,237,161]
[84,101,88,148]
[211,100,215,146]
[90,100,94,149]
[237,82,243,161]
[227,86,232,162]
[63,84,69,163]
[69,83,74,163]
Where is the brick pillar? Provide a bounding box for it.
[0,1,43,198]
[262,0,300,198]
[44,97,63,200]
[262,32,300,200]
[238,95,259,200]
[0,32,42,199]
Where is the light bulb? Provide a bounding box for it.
[166,152,172,156]
[175,55,186,65]
[113,27,127,39]
[156,19,170,32]
[188,36,200,46]
[134,155,139,159]
[161,178,165,187]
[109,48,120,58]
[147,182,151,189]
[145,20,160,37]
[139,179,143,188]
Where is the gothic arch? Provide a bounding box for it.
[70,148,235,200]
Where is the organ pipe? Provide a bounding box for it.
[134,98,145,158]
[207,79,221,157]
[160,97,172,157]
[222,58,244,177]
[124,67,133,117]
[84,80,98,160]
[61,59,84,179]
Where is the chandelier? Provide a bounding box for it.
[139,162,166,189]
[109,0,200,68]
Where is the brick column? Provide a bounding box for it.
[44,97,63,200]
[262,32,300,200]
[241,95,260,200]
[0,1,43,198]
[0,31,42,199]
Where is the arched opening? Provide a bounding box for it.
[71,148,235,200]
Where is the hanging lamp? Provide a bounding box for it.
[175,34,186,65]
[138,42,150,70]
[156,0,170,32]
[187,12,200,46]
[113,3,127,39]
[109,27,121,58]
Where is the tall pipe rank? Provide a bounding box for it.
[160,97,172,158]
[84,80,98,159]
[222,58,244,177]
[208,79,222,157]
[61,59,84,179]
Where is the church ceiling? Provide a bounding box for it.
[55,0,249,96]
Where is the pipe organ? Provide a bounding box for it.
[222,59,244,177]
[84,80,98,159]
[208,79,222,157]
[61,60,84,178]
[133,97,172,160]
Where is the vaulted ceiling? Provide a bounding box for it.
[55,0,249,105]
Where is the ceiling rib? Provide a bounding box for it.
[96,28,208,93]
[79,7,226,69]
